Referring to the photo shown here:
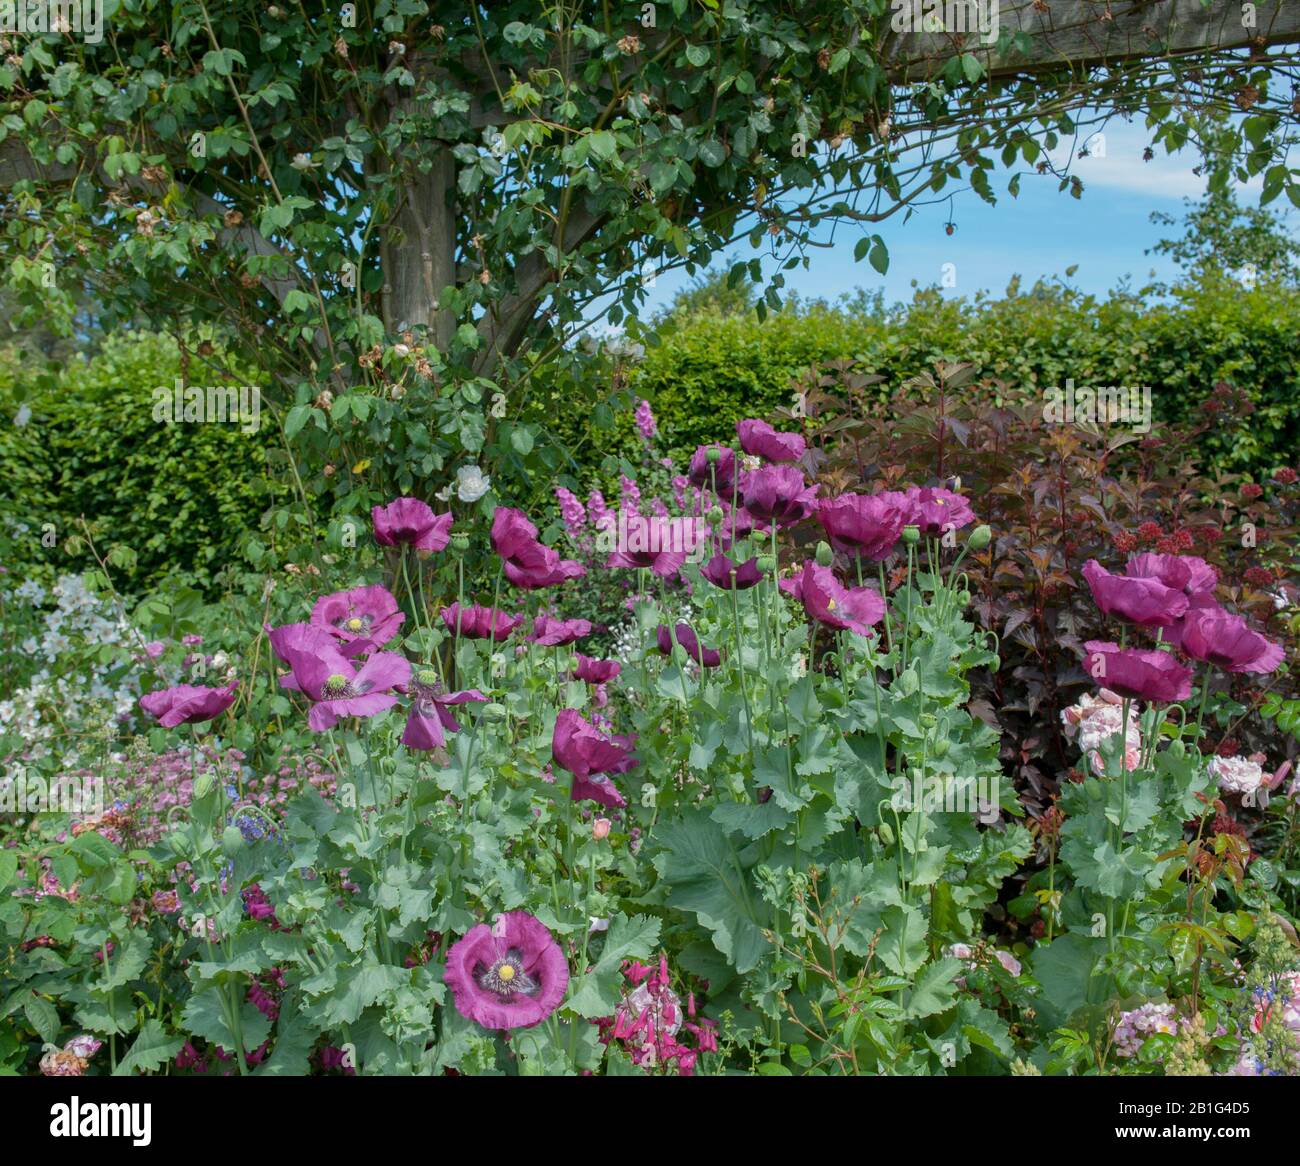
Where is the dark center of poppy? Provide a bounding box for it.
[323,673,352,698]
[478,952,538,998]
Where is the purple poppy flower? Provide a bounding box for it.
[1171,606,1285,674]
[1125,553,1218,599]
[552,709,636,804]
[816,493,907,560]
[265,622,338,691]
[688,444,737,494]
[573,654,622,684]
[1082,559,1189,629]
[311,584,405,656]
[607,545,688,577]
[443,911,569,1031]
[741,465,819,526]
[280,641,411,731]
[882,486,976,537]
[780,561,886,637]
[139,682,237,728]
[491,507,586,589]
[371,497,453,552]
[440,603,522,641]
[655,623,723,668]
[529,614,593,647]
[1082,641,1193,703]
[400,668,488,750]
[700,553,764,590]
[736,418,806,463]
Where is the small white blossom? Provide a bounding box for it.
[456,464,492,503]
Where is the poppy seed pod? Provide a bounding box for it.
[901,525,921,545]
[757,554,777,573]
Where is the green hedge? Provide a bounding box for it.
[616,277,1300,477]
[0,333,279,589]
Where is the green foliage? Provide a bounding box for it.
[605,277,1300,478]
[0,333,280,588]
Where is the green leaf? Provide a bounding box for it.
[651,808,770,973]
[903,958,962,1020]
[114,1020,183,1076]
[24,996,60,1045]
[878,904,927,975]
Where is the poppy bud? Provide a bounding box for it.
[1169,739,1186,759]
[815,540,834,567]
[967,524,992,551]
[878,822,895,846]
[592,818,611,840]
[221,825,245,856]
[707,506,723,528]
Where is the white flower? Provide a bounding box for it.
[14,403,31,427]
[290,153,318,172]
[1208,755,1266,797]
[456,464,491,503]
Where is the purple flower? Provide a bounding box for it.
[529,614,593,647]
[444,911,569,1031]
[440,603,522,641]
[279,640,411,731]
[1126,553,1218,599]
[574,654,622,684]
[780,562,886,637]
[741,465,819,526]
[139,683,238,728]
[635,398,658,441]
[1082,641,1193,703]
[1082,559,1189,629]
[401,669,488,750]
[265,622,338,691]
[655,623,723,668]
[553,708,636,805]
[816,493,907,560]
[1171,606,1285,674]
[688,444,737,495]
[736,418,806,463]
[311,584,406,656]
[491,506,586,590]
[882,486,976,537]
[700,553,763,590]
[554,487,587,536]
[607,544,688,577]
[371,497,453,552]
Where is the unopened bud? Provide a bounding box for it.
[815,540,834,567]
[592,818,611,840]
[967,524,992,551]
[707,506,723,528]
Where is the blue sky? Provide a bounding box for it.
[637,122,1295,313]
